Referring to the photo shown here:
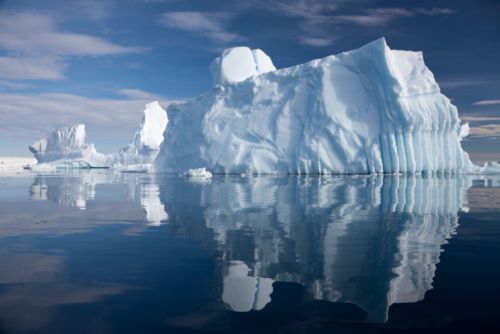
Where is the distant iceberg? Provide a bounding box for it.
[28,101,168,170]
[29,124,110,168]
[156,38,485,175]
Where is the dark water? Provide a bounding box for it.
[0,171,499,334]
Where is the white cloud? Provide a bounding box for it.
[0,80,32,89]
[469,124,500,137]
[0,11,145,82]
[334,7,455,26]
[299,37,335,47]
[271,0,337,22]
[0,12,144,57]
[0,56,64,80]
[0,92,174,144]
[472,100,500,106]
[439,79,495,89]
[416,7,456,16]
[462,115,500,122]
[160,11,241,43]
[117,88,163,100]
[251,0,337,47]
[335,8,412,26]
[248,2,456,46]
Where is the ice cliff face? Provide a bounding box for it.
[29,124,109,166]
[156,38,477,174]
[117,101,168,165]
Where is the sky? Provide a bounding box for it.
[0,0,499,158]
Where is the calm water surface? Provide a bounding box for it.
[0,171,499,333]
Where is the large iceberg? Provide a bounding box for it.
[156,38,479,174]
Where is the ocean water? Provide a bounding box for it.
[0,171,499,333]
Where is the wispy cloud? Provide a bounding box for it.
[461,114,500,137]
[247,1,456,46]
[248,0,337,47]
[299,37,336,47]
[0,56,64,81]
[416,7,456,16]
[0,12,144,57]
[0,11,145,83]
[439,79,496,89]
[117,88,164,100]
[469,124,500,137]
[271,0,337,22]
[335,7,455,26]
[160,11,241,43]
[472,100,500,106]
[0,92,173,143]
[0,80,32,89]
[462,115,500,122]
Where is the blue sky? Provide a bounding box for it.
[0,0,499,158]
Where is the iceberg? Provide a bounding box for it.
[116,101,168,165]
[28,101,168,170]
[184,167,213,179]
[29,124,110,167]
[156,38,480,175]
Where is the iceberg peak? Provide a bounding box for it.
[117,101,168,164]
[210,46,276,85]
[137,101,168,151]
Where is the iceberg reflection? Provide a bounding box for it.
[29,172,168,226]
[222,261,273,312]
[160,175,471,322]
[24,172,474,322]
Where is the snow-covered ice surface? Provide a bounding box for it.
[156,38,496,175]
[184,168,213,179]
[113,164,152,173]
[210,47,276,85]
[0,156,36,173]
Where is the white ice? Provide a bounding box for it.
[210,47,276,85]
[184,168,213,179]
[29,124,110,168]
[0,156,36,173]
[156,38,484,175]
[27,102,168,170]
[116,101,168,166]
